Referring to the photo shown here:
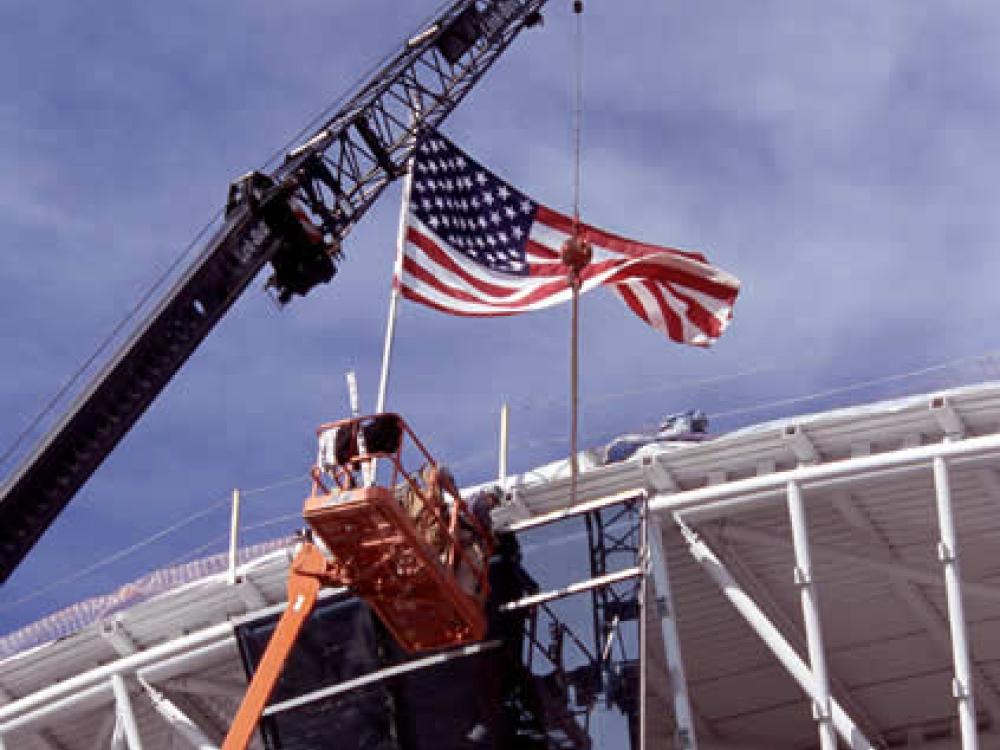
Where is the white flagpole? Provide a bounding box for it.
[375,114,421,416]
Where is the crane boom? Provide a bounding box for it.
[0,0,547,584]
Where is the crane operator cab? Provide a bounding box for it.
[221,413,493,750]
[226,171,341,305]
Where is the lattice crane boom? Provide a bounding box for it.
[0,0,548,584]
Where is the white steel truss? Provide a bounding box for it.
[831,489,1000,726]
[703,525,884,745]
[674,517,876,750]
[5,386,1000,748]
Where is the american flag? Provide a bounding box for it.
[396,132,741,346]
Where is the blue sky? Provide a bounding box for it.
[3,1,1000,636]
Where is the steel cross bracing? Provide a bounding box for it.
[582,497,645,749]
[585,499,643,670]
[517,602,597,749]
[0,0,548,584]
[277,0,547,242]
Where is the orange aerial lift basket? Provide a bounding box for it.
[222,413,493,750]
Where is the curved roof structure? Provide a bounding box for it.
[4,381,1000,749]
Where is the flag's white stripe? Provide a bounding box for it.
[529,221,627,265]
[616,279,712,346]
[398,278,523,315]
[405,233,559,306]
[667,282,735,323]
[526,221,568,252]
[404,214,736,342]
[404,233,640,314]
[532,216,742,292]
[405,224,733,317]
[660,283,711,345]
[399,269,574,314]
[407,217,543,286]
[628,282,669,337]
[405,217,645,307]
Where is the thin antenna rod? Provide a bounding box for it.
[572,0,584,223]
[566,0,587,507]
[499,402,510,485]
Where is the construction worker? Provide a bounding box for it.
[453,484,499,597]
[397,463,452,557]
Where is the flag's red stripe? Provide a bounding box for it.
[402,254,574,311]
[407,229,736,323]
[534,205,709,263]
[665,281,724,339]
[399,284,518,318]
[615,283,651,325]
[525,240,561,261]
[410,222,632,293]
[642,279,686,343]
[403,174,738,345]
[603,258,739,302]
[528,257,624,279]
[407,227,524,299]
[529,225,738,301]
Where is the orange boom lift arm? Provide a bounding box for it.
[223,413,493,750]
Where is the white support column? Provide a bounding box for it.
[499,402,510,486]
[678,518,875,750]
[832,490,1000,724]
[647,514,698,750]
[640,499,649,750]
[933,455,979,750]
[227,488,241,586]
[139,679,217,750]
[712,532,882,744]
[111,675,143,750]
[786,480,837,750]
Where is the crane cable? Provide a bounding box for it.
[566,0,587,507]
[571,1,584,225]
